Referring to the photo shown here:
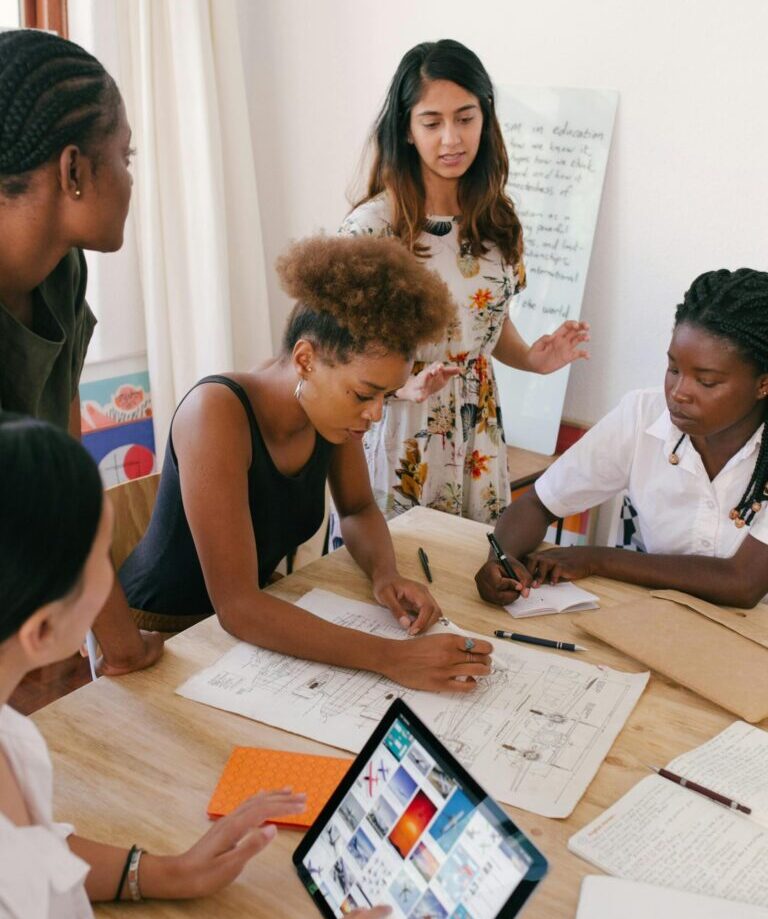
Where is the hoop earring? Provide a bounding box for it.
[294,377,304,401]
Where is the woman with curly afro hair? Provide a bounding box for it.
[120,235,495,693]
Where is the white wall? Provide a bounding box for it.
[237,0,768,425]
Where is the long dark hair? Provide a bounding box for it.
[0,29,121,197]
[358,39,523,266]
[0,413,104,642]
[675,269,768,526]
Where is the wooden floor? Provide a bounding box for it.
[10,653,92,715]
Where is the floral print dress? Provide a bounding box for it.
[338,193,525,527]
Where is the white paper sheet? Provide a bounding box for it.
[176,589,647,817]
[505,582,599,618]
[569,722,768,908]
[576,876,768,919]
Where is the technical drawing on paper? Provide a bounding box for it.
[176,589,648,817]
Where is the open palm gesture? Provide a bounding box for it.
[396,361,461,402]
[527,320,590,374]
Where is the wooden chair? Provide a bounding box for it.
[105,472,208,634]
[107,473,160,570]
[84,473,161,680]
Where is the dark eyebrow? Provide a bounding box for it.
[667,352,727,374]
[361,380,387,391]
[415,103,478,117]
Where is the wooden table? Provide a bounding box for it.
[33,507,747,918]
[506,445,558,491]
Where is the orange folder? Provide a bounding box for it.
[207,747,353,828]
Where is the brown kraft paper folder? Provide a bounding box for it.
[574,590,768,723]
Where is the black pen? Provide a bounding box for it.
[494,630,586,652]
[417,547,433,583]
[486,532,519,582]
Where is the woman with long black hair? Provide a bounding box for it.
[332,39,590,534]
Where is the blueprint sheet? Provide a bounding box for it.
[176,589,648,817]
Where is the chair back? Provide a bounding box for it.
[107,473,160,570]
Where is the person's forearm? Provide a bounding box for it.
[69,836,181,901]
[91,578,150,667]
[586,548,761,607]
[217,589,396,674]
[339,502,399,584]
[494,490,554,560]
[492,324,532,371]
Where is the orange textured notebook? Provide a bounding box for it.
[207,747,353,828]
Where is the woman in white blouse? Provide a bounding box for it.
[475,268,768,609]
[0,414,389,918]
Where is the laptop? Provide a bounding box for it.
[294,699,548,918]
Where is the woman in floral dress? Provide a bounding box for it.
[333,40,590,536]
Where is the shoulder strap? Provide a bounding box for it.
[168,374,259,465]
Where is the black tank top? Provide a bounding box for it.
[119,375,333,616]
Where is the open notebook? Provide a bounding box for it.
[505,582,599,618]
[569,721,768,909]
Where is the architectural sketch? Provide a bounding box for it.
[177,589,648,817]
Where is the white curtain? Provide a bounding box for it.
[75,0,272,456]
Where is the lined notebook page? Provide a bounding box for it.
[569,722,768,908]
[667,721,768,816]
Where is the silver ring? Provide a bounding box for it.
[463,637,476,652]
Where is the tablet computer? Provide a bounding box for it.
[293,698,548,918]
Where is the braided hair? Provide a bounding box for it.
[675,268,768,526]
[0,29,120,197]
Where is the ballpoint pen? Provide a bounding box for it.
[417,546,433,583]
[493,630,586,652]
[644,763,752,815]
[486,532,519,582]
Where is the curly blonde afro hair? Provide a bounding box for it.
[277,234,455,361]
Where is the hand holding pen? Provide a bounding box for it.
[476,533,533,605]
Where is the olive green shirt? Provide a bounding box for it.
[0,248,96,431]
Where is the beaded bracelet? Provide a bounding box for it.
[127,846,144,901]
[114,845,137,901]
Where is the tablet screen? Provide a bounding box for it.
[294,700,547,918]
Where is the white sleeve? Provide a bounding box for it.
[535,390,644,518]
[338,213,367,237]
[338,199,393,238]
[747,508,768,546]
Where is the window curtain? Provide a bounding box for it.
[73,0,273,456]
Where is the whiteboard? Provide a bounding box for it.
[493,86,618,454]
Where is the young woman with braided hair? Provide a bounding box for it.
[0,29,162,674]
[476,268,768,609]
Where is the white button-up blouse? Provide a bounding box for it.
[0,705,92,919]
[535,389,768,561]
